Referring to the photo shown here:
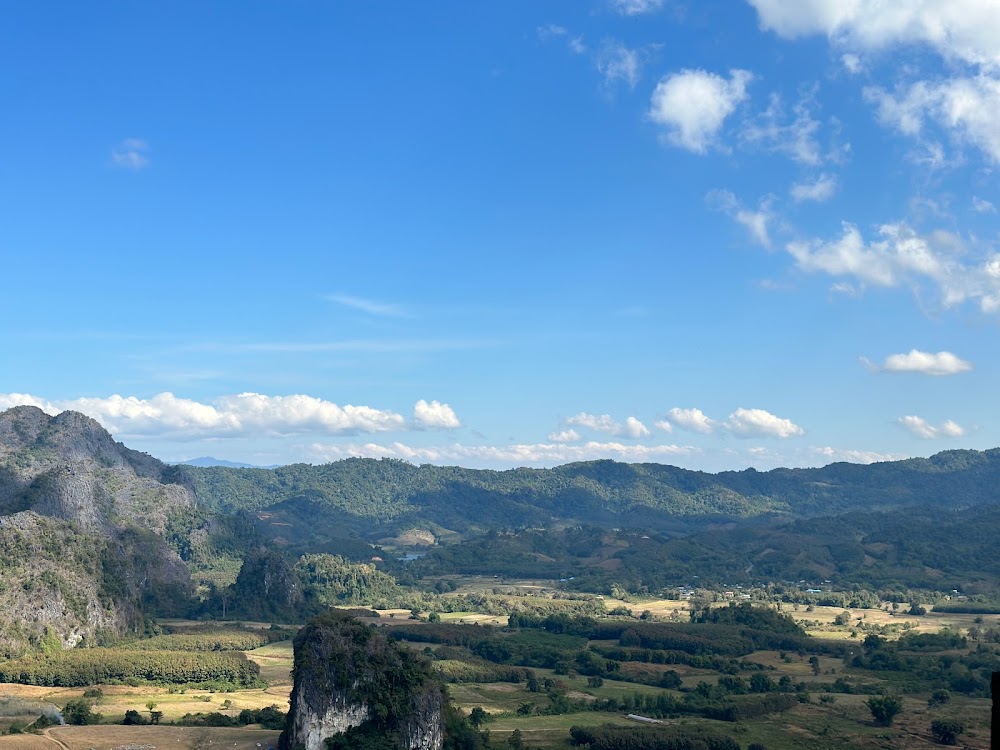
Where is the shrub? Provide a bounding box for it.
[930,719,964,745]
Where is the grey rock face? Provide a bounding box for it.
[280,611,444,750]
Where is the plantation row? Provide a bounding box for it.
[128,630,275,652]
[0,648,264,687]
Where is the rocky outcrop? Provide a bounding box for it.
[0,406,194,531]
[0,406,197,655]
[280,611,444,750]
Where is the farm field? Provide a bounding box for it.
[0,725,280,750]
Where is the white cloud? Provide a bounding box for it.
[611,0,664,15]
[653,420,673,433]
[309,440,694,468]
[867,349,973,376]
[865,76,1000,164]
[748,1,1000,69]
[413,399,461,429]
[547,428,582,443]
[898,415,966,439]
[939,420,967,437]
[623,416,651,439]
[564,412,649,439]
[724,408,804,438]
[537,23,586,54]
[663,407,716,434]
[707,190,775,248]
[973,196,997,214]
[811,446,905,464]
[566,412,621,434]
[791,173,837,202]
[0,392,412,438]
[841,53,863,74]
[326,294,406,317]
[742,91,825,165]
[596,40,642,89]
[111,138,150,169]
[649,69,753,153]
[785,221,1000,312]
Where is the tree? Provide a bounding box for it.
[508,728,524,750]
[63,699,101,726]
[928,689,950,707]
[750,673,776,693]
[123,710,147,725]
[930,719,964,745]
[808,656,821,675]
[659,671,682,689]
[865,695,902,726]
[469,707,487,728]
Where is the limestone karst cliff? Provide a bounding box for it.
[279,610,444,750]
[0,406,196,655]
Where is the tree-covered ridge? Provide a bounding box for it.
[182,449,1000,536]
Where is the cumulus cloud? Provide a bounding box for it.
[724,407,804,438]
[662,407,716,434]
[898,415,966,439]
[864,349,973,376]
[749,2,1000,164]
[790,173,837,202]
[611,0,664,15]
[649,69,753,153]
[309,440,694,468]
[812,446,906,464]
[623,416,651,439]
[748,1,1000,69]
[111,138,150,169]
[413,399,461,429]
[865,76,1000,164]
[0,392,417,438]
[784,221,1000,312]
[565,412,650,439]
[547,428,582,443]
[566,412,621,434]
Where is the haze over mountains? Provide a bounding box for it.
[2,403,999,655]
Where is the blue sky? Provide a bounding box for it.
[2,0,999,470]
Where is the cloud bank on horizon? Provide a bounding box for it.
[0,0,995,471]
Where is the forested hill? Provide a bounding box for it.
[182,448,1000,535]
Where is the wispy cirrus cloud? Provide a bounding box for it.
[536,23,586,54]
[610,0,664,15]
[326,293,408,317]
[111,138,150,169]
[790,173,837,203]
[707,189,776,248]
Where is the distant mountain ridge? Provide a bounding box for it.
[180,448,1000,541]
[4,404,1000,656]
[176,456,278,469]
